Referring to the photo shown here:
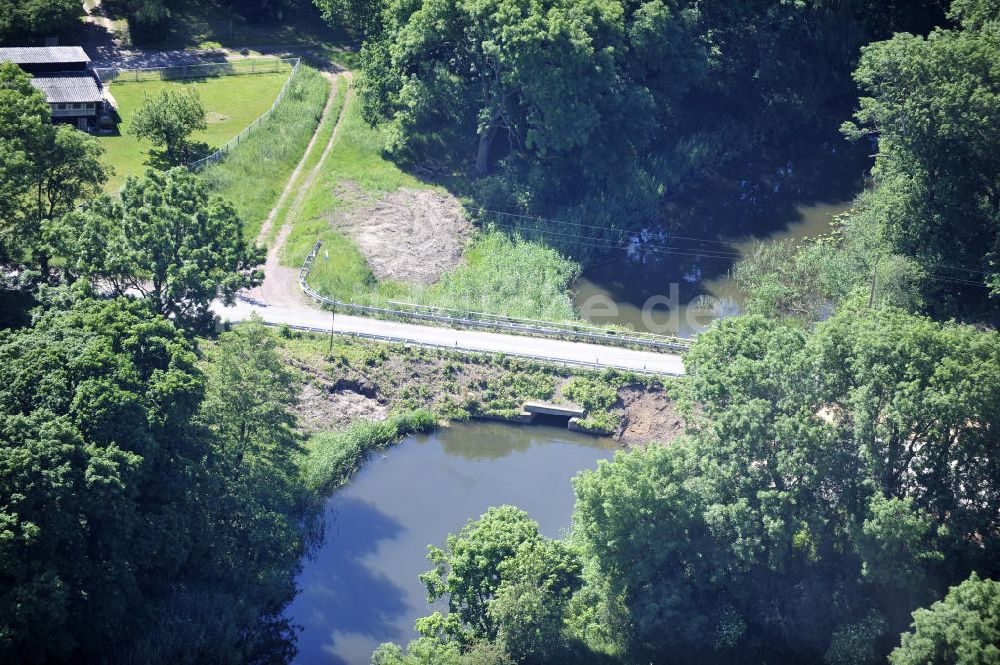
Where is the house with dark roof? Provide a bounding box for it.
[0,46,105,130]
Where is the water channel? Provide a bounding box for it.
[287,422,617,665]
[287,134,873,664]
[572,199,853,336]
[571,135,871,336]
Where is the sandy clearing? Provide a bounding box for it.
[618,387,686,446]
[331,183,470,285]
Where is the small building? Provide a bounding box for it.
[0,46,104,130]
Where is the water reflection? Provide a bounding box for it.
[574,199,853,336]
[572,133,870,335]
[436,420,615,460]
[287,422,616,665]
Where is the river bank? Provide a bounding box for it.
[271,329,685,446]
[273,331,687,663]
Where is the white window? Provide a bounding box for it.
[72,103,81,110]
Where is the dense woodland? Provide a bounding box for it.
[1,0,999,664]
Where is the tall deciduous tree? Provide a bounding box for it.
[415,506,581,653]
[573,306,1000,664]
[361,0,703,187]
[0,296,208,662]
[0,63,48,264]
[0,294,313,663]
[842,0,1000,300]
[0,63,108,273]
[0,0,82,40]
[51,168,263,329]
[201,315,300,475]
[356,0,943,235]
[130,88,208,165]
[313,0,385,36]
[890,573,1000,665]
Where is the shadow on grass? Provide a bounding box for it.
[144,141,213,170]
[120,0,360,68]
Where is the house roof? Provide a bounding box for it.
[0,46,90,65]
[29,73,103,104]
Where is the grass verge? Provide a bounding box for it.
[199,66,330,240]
[263,74,348,247]
[280,83,426,269]
[99,71,289,190]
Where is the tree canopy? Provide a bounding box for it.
[49,168,264,329]
[0,296,312,663]
[354,0,945,235]
[571,306,1000,664]
[375,506,583,664]
[890,573,1000,665]
[0,63,108,274]
[842,0,1000,304]
[0,0,82,41]
[130,88,208,165]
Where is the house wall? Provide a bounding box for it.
[50,102,98,118]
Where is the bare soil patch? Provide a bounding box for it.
[297,382,389,433]
[331,183,470,285]
[284,336,684,447]
[617,387,685,446]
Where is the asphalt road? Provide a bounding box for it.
[213,300,687,376]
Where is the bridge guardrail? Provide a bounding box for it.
[296,241,692,353]
[260,321,672,377]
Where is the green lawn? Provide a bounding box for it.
[99,72,289,191]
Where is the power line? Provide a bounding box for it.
[491,221,744,260]
[927,274,989,288]
[484,208,743,247]
[499,222,999,289]
[486,208,999,278]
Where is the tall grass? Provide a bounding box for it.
[419,231,580,320]
[304,229,581,320]
[303,410,437,495]
[199,66,330,240]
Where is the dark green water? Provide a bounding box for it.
[572,134,871,335]
[573,199,853,336]
[287,422,617,665]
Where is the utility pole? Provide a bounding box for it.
[328,305,334,357]
[326,248,334,357]
[868,254,881,309]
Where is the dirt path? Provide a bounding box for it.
[244,72,353,308]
